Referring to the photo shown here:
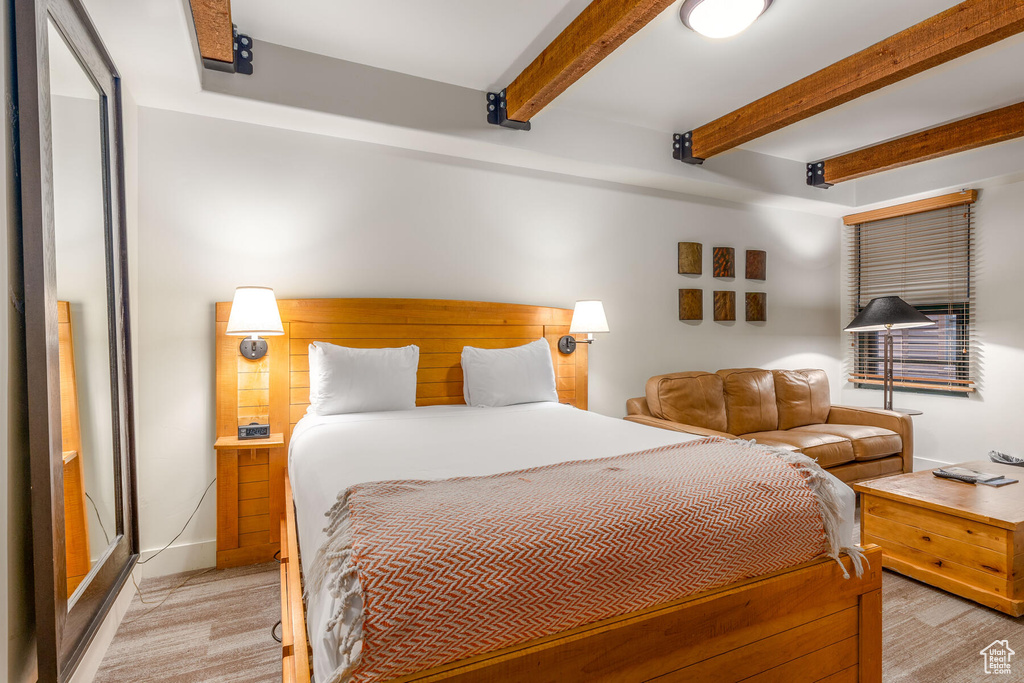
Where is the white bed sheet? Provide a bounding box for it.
[288,402,856,681]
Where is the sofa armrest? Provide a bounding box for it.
[827,405,914,473]
[626,397,653,417]
[624,415,735,440]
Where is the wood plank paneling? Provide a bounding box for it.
[238,389,269,408]
[238,514,270,535]
[216,449,238,551]
[817,665,858,683]
[236,450,269,466]
[238,530,270,547]
[659,606,858,681]
[862,496,1008,553]
[740,636,859,683]
[289,337,544,355]
[269,332,289,546]
[238,498,269,517]
[217,543,278,568]
[865,512,1008,576]
[290,322,544,340]
[864,533,1007,594]
[238,481,269,501]
[238,464,269,484]
[237,372,270,391]
[218,298,572,326]
[859,589,882,682]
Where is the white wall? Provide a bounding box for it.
[841,180,1024,470]
[134,107,842,574]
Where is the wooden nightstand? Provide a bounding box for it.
[214,433,286,568]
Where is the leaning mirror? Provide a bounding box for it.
[13,0,139,680]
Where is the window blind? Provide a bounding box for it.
[845,202,976,394]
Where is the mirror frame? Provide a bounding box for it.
[11,0,139,679]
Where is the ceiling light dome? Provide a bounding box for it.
[680,0,774,39]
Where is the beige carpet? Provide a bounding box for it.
[96,545,1023,682]
[94,562,280,683]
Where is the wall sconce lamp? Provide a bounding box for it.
[559,300,609,354]
[226,286,284,360]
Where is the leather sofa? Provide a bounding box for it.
[625,368,912,484]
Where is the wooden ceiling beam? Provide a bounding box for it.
[500,0,677,125]
[188,0,234,70]
[684,0,1024,162]
[815,102,1024,186]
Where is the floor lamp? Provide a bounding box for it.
[845,296,936,411]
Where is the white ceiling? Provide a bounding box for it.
[232,0,1024,162]
[234,0,592,92]
[77,0,1024,213]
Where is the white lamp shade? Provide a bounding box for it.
[569,301,609,335]
[226,287,285,337]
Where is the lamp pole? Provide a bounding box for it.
[883,324,894,411]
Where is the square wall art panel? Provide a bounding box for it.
[713,247,735,278]
[713,291,736,321]
[746,250,767,281]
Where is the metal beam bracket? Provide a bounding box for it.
[486,90,531,131]
[673,132,704,165]
[233,25,254,76]
[807,161,832,189]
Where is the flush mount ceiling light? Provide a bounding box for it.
[680,0,774,39]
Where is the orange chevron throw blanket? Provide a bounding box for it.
[310,437,855,683]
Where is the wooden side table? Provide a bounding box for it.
[214,433,286,568]
[854,461,1024,617]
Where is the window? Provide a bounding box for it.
[845,198,976,395]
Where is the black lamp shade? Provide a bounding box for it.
[844,296,937,332]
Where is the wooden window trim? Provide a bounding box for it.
[842,190,977,227]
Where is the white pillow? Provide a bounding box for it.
[461,339,558,407]
[307,342,419,415]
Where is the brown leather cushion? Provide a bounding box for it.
[626,397,652,417]
[826,455,904,484]
[773,369,831,430]
[792,424,902,462]
[718,369,779,435]
[644,372,728,433]
[742,430,855,468]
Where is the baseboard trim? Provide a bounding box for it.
[914,456,953,472]
[137,539,216,578]
[68,574,136,683]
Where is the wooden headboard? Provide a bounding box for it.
[215,298,588,445]
[213,298,588,565]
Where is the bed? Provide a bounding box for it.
[213,298,882,683]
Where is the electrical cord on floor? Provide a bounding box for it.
[127,568,216,621]
[126,477,217,614]
[271,621,283,643]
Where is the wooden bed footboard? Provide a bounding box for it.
[281,472,882,683]
[281,477,311,683]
